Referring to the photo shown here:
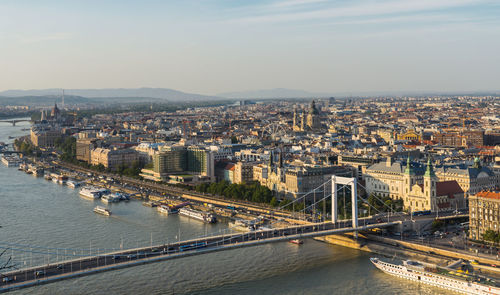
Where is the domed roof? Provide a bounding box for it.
[309,100,319,115]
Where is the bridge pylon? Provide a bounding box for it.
[331,176,358,234]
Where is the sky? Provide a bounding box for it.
[0,0,499,95]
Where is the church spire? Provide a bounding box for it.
[404,153,414,175]
[279,148,284,168]
[268,151,274,168]
[424,155,435,177]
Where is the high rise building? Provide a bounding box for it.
[145,146,215,182]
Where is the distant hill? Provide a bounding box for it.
[0,95,176,106]
[217,88,334,99]
[0,88,223,102]
[0,95,95,106]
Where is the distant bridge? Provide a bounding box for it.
[0,120,30,126]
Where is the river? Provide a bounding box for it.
[0,120,448,294]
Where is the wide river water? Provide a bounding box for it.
[0,120,450,294]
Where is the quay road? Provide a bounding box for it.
[53,161,301,222]
[0,220,400,293]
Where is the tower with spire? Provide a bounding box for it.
[306,100,321,130]
[50,102,60,121]
[40,109,46,122]
[403,154,415,196]
[268,150,274,169]
[424,156,437,210]
[292,105,299,131]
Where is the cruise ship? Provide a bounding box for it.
[93,206,111,216]
[79,187,103,200]
[179,207,216,223]
[371,257,500,294]
[1,155,21,167]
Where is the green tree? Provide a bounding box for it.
[431,219,445,232]
[483,230,498,243]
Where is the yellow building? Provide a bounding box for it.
[30,127,62,148]
[397,130,422,141]
[365,156,465,212]
[91,148,139,171]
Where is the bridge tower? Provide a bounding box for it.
[331,176,358,229]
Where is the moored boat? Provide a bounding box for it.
[79,186,102,200]
[101,193,120,203]
[93,206,111,216]
[179,207,216,223]
[66,180,81,189]
[230,219,255,232]
[142,201,158,207]
[32,166,44,177]
[157,204,178,215]
[1,155,22,167]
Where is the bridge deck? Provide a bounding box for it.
[0,221,398,293]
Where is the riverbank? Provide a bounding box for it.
[316,232,500,277]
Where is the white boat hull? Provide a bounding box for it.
[371,258,500,295]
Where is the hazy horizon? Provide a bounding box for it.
[1,0,499,95]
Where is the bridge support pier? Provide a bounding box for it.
[331,176,358,238]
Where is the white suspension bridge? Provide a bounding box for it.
[0,176,405,293]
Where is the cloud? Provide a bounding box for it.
[316,14,473,26]
[268,0,328,8]
[227,0,492,24]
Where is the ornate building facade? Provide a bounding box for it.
[365,156,467,212]
[292,100,321,131]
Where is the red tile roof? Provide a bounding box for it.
[224,163,235,171]
[476,191,500,200]
[436,181,463,197]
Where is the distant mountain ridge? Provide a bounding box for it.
[217,88,333,99]
[0,87,222,101]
